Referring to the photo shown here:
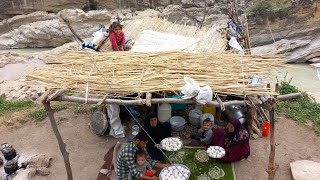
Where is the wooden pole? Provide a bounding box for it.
[54,95,246,107]
[199,0,207,28]
[43,101,73,180]
[61,18,84,43]
[244,13,251,54]
[267,99,277,180]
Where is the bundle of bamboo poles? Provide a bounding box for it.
[99,17,226,53]
[26,50,283,97]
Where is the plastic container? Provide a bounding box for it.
[202,105,216,117]
[262,122,270,137]
[170,116,186,131]
[167,94,187,111]
[188,109,202,127]
[131,125,139,136]
[158,103,172,123]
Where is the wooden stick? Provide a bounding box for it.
[199,0,207,28]
[43,101,73,180]
[267,99,277,180]
[54,95,246,107]
[47,89,69,102]
[61,18,84,43]
[277,93,301,100]
[36,90,53,105]
[244,13,251,54]
[97,95,109,106]
[252,123,262,137]
[216,95,225,111]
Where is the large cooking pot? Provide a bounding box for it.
[224,105,248,125]
[4,160,18,175]
[1,143,17,161]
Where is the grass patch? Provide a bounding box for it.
[27,102,71,121]
[28,108,47,121]
[276,80,320,133]
[0,98,35,115]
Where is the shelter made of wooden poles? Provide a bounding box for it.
[29,17,296,180]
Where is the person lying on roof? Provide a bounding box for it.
[109,22,132,51]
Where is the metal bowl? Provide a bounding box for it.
[160,137,183,152]
[207,146,226,159]
[159,164,191,180]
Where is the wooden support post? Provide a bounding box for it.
[43,101,73,180]
[244,13,251,54]
[267,99,277,180]
[246,105,255,137]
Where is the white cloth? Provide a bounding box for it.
[107,104,125,138]
[131,30,199,52]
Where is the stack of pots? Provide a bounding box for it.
[1,143,18,175]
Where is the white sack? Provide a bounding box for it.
[180,76,200,99]
[107,104,125,138]
[196,85,213,105]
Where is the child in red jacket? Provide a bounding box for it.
[109,21,127,51]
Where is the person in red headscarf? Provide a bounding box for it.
[210,118,250,163]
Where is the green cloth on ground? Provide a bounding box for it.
[162,147,235,180]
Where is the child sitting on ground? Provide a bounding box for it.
[135,149,157,180]
[187,118,213,146]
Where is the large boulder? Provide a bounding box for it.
[285,36,320,63]
[250,24,320,47]
[12,168,36,180]
[0,9,112,49]
[0,11,57,35]
[251,39,311,55]
[290,160,320,180]
[161,4,225,26]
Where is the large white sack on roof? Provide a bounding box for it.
[131,30,199,52]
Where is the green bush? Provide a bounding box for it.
[279,81,299,95]
[249,0,292,24]
[276,81,320,134]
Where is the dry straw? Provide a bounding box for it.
[99,17,226,53]
[27,51,283,98]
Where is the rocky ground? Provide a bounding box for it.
[0,109,319,180]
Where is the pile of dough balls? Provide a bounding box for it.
[160,165,190,180]
[160,137,183,151]
[206,146,226,158]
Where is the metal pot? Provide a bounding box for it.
[224,105,248,125]
[4,160,18,175]
[1,143,17,161]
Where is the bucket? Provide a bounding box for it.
[158,103,172,123]
[170,116,186,131]
[202,105,216,117]
[262,122,270,137]
[168,94,187,111]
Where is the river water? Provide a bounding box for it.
[0,48,51,81]
[274,64,320,102]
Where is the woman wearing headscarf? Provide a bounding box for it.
[210,118,250,163]
[144,112,171,161]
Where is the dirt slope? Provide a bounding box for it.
[0,110,319,180]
